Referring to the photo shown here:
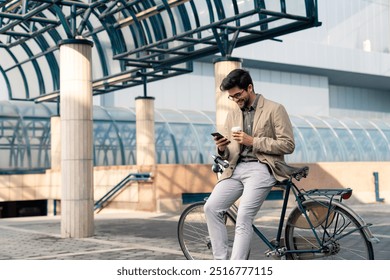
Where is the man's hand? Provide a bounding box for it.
[214,136,230,152]
[232,131,253,146]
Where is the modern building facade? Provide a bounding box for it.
[109,0,390,120]
[0,1,389,222]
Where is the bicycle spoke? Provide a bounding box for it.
[178,201,237,260]
[285,201,374,260]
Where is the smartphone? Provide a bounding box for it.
[211,132,224,140]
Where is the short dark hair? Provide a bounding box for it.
[219,68,253,92]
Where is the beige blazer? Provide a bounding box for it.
[219,94,295,182]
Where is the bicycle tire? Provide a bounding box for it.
[285,200,374,260]
[177,201,237,260]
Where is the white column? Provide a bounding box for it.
[214,57,242,132]
[59,39,94,238]
[135,96,156,165]
[50,115,61,171]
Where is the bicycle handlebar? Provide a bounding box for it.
[212,154,229,168]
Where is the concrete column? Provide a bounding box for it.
[59,39,94,238]
[213,57,242,132]
[135,96,156,165]
[50,116,61,171]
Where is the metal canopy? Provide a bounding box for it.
[0,0,320,101]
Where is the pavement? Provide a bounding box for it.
[0,202,389,260]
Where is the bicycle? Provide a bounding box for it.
[177,155,379,260]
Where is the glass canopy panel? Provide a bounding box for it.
[93,107,115,165]
[181,1,199,30]
[0,119,26,169]
[0,102,19,169]
[195,1,213,27]
[102,106,136,165]
[10,44,29,61]
[21,62,40,98]
[340,118,377,161]
[305,116,345,161]
[296,127,324,162]
[172,2,191,33]
[0,101,53,170]
[285,126,307,163]
[373,120,390,141]
[36,56,54,95]
[90,33,107,80]
[13,102,51,118]
[169,122,201,163]
[116,121,136,165]
[292,116,326,163]
[103,107,136,121]
[367,129,390,161]
[316,127,345,161]
[141,10,161,45]
[323,116,361,161]
[157,108,188,123]
[287,116,310,162]
[158,10,174,38]
[155,122,177,164]
[0,101,19,117]
[332,128,361,161]
[177,110,214,124]
[192,123,215,163]
[349,129,376,161]
[7,68,26,99]
[93,119,122,166]
[93,106,112,120]
[0,50,15,70]
[23,35,41,55]
[1,100,390,171]
[355,119,390,161]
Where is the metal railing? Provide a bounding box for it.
[94,172,152,212]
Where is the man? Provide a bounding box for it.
[204,68,295,260]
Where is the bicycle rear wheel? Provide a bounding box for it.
[285,201,374,260]
[177,201,236,260]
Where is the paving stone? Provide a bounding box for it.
[0,204,389,260]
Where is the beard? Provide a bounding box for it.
[236,95,251,109]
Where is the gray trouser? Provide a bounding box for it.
[204,161,276,260]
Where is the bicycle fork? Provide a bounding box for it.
[262,183,292,259]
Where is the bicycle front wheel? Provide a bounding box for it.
[285,201,374,260]
[177,201,236,260]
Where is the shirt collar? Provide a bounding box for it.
[241,93,260,112]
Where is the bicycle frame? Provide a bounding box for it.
[236,178,378,257]
[252,180,293,253]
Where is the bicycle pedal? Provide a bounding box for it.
[264,249,282,260]
[265,246,287,260]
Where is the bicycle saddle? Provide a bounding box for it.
[275,161,309,181]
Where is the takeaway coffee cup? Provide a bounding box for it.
[231,126,242,133]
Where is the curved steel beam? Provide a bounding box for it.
[20,41,46,95]
[0,0,320,99]
[0,65,12,99]
[3,48,29,98]
[51,4,73,38]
